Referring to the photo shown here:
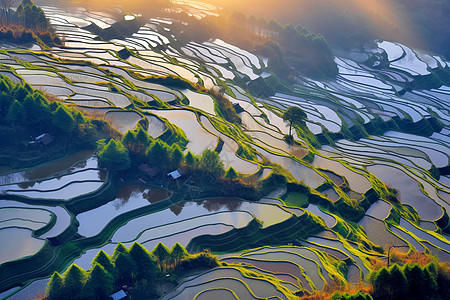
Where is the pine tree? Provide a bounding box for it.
[153,242,170,272]
[84,264,114,300]
[225,167,238,180]
[46,271,66,300]
[171,243,188,269]
[129,242,159,281]
[111,242,128,263]
[114,252,138,285]
[53,106,75,133]
[6,100,25,124]
[98,139,130,171]
[147,140,170,167]
[91,250,116,277]
[63,264,87,299]
[170,144,184,169]
[185,151,196,167]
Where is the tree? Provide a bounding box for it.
[53,106,75,133]
[225,167,238,180]
[63,264,87,299]
[98,139,130,171]
[171,243,188,268]
[6,100,25,124]
[371,267,391,299]
[84,264,114,300]
[404,264,427,300]
[0,0,14,25]
[147,140,170,167]
[46,271,66,300]
[129,242,158,281]
[91,250,116,277]
[152,242,170,272]
[282,106,307,137]
[111,242,129,263]
[185,150,196,167]
[200,149,224,178]
[388,264,408,299]
[170,144,184,169]
[114,252,137,285]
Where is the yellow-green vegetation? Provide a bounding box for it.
[284,192,309,208]
[46,242,218,300]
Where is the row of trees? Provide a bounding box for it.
[0,0,61,45]
[369,262,449,300]
[97,125,239,180]
[0,0,48,29]
[46,242,218,300]
[0,74,88,141]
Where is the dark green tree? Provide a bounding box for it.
[98,139,130,171]
[121,130,136,150]
[53,106,75,133]
[12,84,29,101]
[114,252,138,285]
[6,100,25,124]
[224,167,238,180]
[63,264,87,299]
[200,149,224,177]
[371,267,391,299]
[84,264,114,300]
[110,242,129,263]
[153,242,170,272]
[171,242,188,268]
[91,250,116,277]
[388,264,408,299]
[46,271,66,300]
[147,140,170,167]
[185,150,196,167]
[404,264,427,300]
[282,106,307,137]
[170,144,184,169]
[129,242,158,281]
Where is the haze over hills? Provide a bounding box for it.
[0,0,449,300]
[212,0,450,58]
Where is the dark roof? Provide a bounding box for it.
[139,164,161,177]
[35,133,54,146]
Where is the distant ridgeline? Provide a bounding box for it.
[0,0,61,47]
[171,11,338,80]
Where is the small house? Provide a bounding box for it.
[35,133,54,146]
[167,170,181,180]
[110,289,128,300]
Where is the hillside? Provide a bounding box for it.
[0,1,450,300]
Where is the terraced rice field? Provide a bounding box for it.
[1,1,450,299]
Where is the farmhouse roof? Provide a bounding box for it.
[139,164,161,177]
[35,133,54,145]
[110,289,127,300]
[167,170,181,180]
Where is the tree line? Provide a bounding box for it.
[0,73,117,165]
[171,10,337,80]
[368,261,449,300]
[0,0,61,46]
[96,124,264,199]
[46,242,218,300]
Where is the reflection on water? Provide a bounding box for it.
[0,150,95,185]
[196,198,243,212]
[113,184,172,209]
